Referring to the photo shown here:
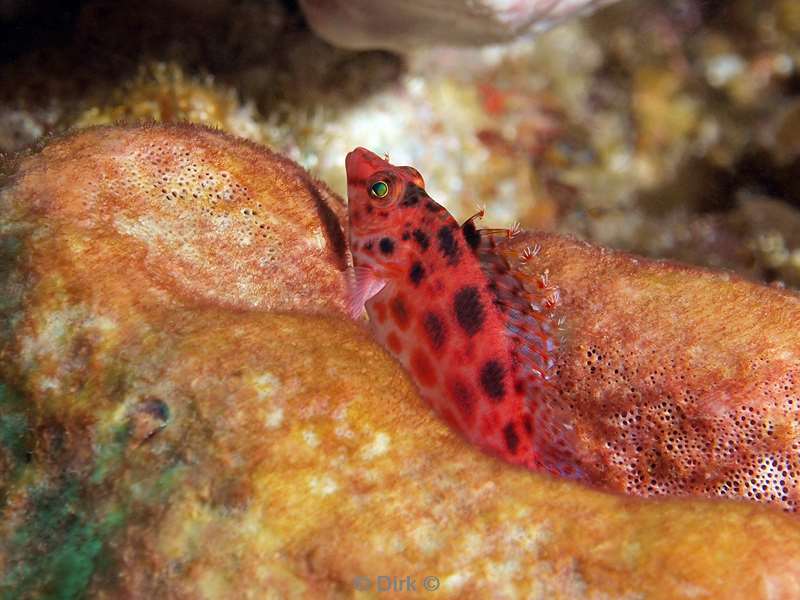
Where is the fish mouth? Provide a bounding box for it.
[345,147,390,181]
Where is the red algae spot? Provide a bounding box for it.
[411,349,437,388]
[387,331,403,354]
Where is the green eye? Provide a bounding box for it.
[369,181,389,198]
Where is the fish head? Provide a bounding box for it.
[345,146,434,272]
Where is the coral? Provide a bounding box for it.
[502,232,800,509]
[2,124,800,598]
[73,63,246,133]
[3,124,347,315]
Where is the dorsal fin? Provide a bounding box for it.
[466,222,560,386]
[462,219,584,479]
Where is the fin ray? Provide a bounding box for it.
[346,265,387,319]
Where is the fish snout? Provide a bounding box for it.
[345,147,388,182]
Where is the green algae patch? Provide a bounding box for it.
[0,230,26,342]
[1,479,126,600]
[0,383,130,599]
[0,411,28,465]
[0,383,32,505]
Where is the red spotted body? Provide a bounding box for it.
[346,147,578,475]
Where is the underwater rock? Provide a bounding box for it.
[298,0,618,51]
[2,125,800,597]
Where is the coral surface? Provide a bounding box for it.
[4,124,347,314]
[508,233,800,509]
[2,124,800,598]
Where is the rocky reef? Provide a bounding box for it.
[2,124,800,598]
[3,0,799,287]
[2,0,800,597]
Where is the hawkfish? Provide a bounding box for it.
[345,147,579,477]
[345,148,800,515]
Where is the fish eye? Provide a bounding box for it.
[369,180,390,199]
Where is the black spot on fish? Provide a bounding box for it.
[379,237,395,255]
[366,205,373,214]
[503,422,519,454]
[402,232,410,241]
[412,229,430,251]
[453,286,484,337]
[523,415,533,435]
[437,225,461,265]
[400,184,424,207]
[425,201,442,212]
[462,220,481,251]
[479,359,506,400]
[390,294,410,329]
[364,241,374,251]
[409,261,426,286]
[423,311,446,350]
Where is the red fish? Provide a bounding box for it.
[345,147,578,476]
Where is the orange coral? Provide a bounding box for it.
[5,123,347,315]
[504,232,800,510]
